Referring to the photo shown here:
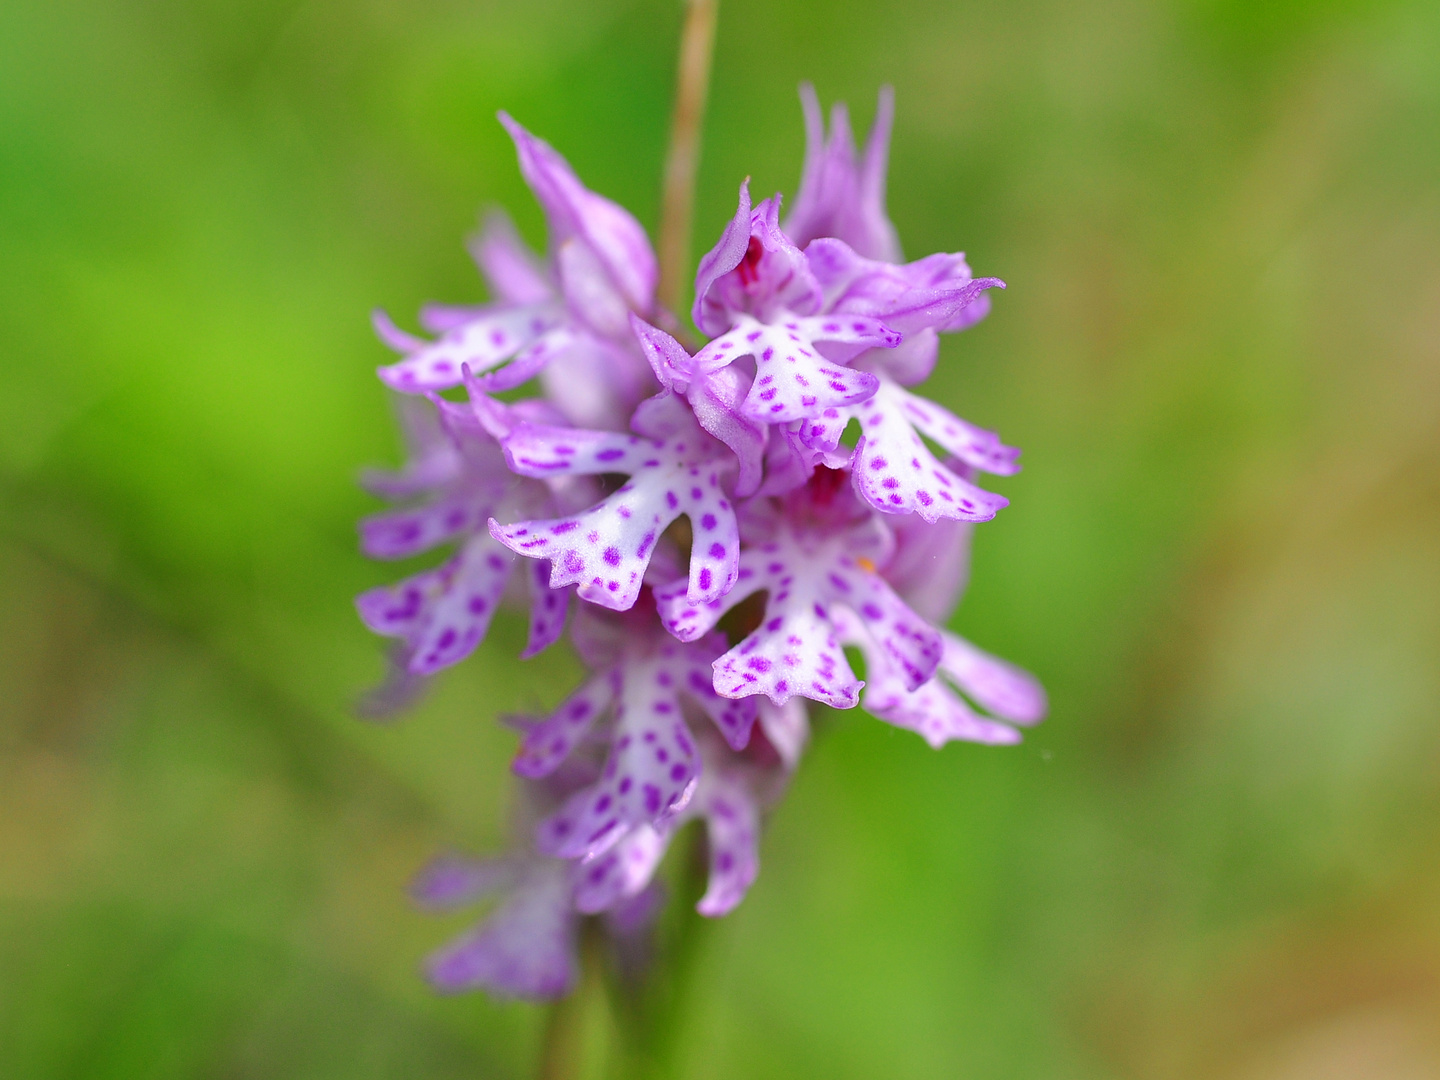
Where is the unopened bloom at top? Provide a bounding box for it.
[355,86,1047,1000]
[784,83,902,262]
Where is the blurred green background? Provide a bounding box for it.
[3,0,1439,1076]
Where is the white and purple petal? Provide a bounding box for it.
[355,533,514,675]
[571,824,670,914]
[693,314,891,425]
[377,303,562,393]
[494,418,738,611]
[512,669,619,779]
[536,678,699,859]
[694,773,760,917]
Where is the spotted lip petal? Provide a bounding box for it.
[533,638,757,861]
[536,656,699,859]
[490,408,739,610]
[794,376,1017,523]
[692,313,892,425]
[848,389,1011,523]
[356,533,515,675]
[655,528,939,708]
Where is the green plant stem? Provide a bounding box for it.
[656,0,720,326]
[537,922,604,1080]
[610,825,714,1079]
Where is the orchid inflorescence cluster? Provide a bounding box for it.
[356,86,1046,999]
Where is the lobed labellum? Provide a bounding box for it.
[797,377,1017,522]
[654,532,941,709]
[490,421,739,611]
[355,533,515,675]
[692,313,896,425]
[377,302,564,393]
[533,642,757,861]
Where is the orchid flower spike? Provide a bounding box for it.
[354,91,1044,1000]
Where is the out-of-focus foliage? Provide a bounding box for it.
[2,0,1438,1076]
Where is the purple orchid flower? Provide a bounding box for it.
[511,604,757,860]
[487,388,742,612]
[572,730,770,918]
[356,96,1047,1001]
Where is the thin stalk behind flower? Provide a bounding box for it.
[609,824,716,1080]
[656,0,720,325]
[537,921,608,1080]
